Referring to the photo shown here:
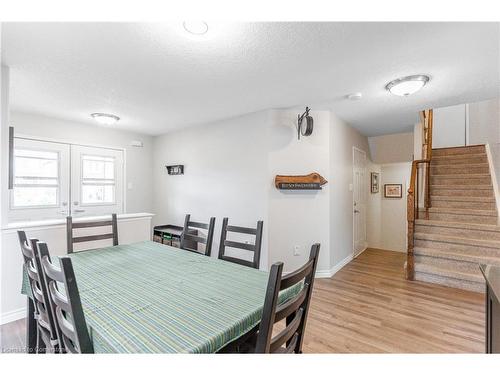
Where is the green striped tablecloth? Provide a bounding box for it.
[21,241,300,353]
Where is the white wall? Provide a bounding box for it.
[367,132,413,253]
[379,163,411,252]
[268,110,331,273]
[366,162,382,249]
[432,104,467,148]
[330,113,371,267]
[6,112,155,217]
[468,98,500,204]
[368,132,414,164]
[153,109,370,275]
[153,110,271,269]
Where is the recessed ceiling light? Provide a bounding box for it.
[91,113,120,125]
[385,75,430,97]
[347,92,363,101]
[183,21,208,35]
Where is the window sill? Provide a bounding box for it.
[2,212,155,232]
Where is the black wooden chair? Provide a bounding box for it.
[67,214,118,254]
[17,231,61,353]
[254,243,320,353]
[218,218,263,269]
[38,241,94,353]
[180,214,216,256]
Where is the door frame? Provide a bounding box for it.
[352,146,367,258]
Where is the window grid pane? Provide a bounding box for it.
[81,154,116,205]
[12,148,60,208]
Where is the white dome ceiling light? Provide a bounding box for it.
[91,113,120,125]
[385,75,430,97]
[183,21,209,35]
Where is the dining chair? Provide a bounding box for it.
[218,218,263,269]
[180,214,216,256]
[66,213,118,254]
[254,243,320,353]
[38,241,94,353]
[17,231,61,353]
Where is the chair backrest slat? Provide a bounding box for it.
[38,241,94,354]
[67,214,118,254]
[254,243,320,354]
[180,214,215,257]
[218,218,263,269]
[280,261,314,290]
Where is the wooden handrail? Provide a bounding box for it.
[406,109,433,280]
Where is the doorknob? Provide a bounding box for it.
[354,209,360,213]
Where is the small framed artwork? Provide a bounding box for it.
[370,172,379,194]
[384,184,403,198]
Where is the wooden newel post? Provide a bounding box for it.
[406,188,415,280]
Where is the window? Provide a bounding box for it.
[12,149,60,208]
[81,155,116,205]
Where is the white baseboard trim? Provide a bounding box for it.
[0,307,26,325]
[315,254,354,279]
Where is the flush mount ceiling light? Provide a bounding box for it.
[91,113,120,125]
[183,21,209,35]
[347,92,363,101]
[385,75,430,97]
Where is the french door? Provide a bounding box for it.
[9,138,70,221]
[9,138,124,221]
[70,145,124,218]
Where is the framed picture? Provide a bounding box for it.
[370,172,379,194]
[384,184,403,198]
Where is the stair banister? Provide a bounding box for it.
[406,109,433,280]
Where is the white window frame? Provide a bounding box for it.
[10,147,62,210]
[79,153,117,207]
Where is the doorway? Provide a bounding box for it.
[353,147,367,257]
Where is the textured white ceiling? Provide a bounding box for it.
[2,22,499,136]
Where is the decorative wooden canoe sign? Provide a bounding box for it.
[275,172,328,190]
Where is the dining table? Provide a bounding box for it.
[21,240,299,353]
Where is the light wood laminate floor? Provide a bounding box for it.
[0,248,485,353]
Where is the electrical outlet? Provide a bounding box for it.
[293,245,300,256]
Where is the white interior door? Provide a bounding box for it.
[70,145,124,217]
[9,138,70,221]
[353,147,367,257]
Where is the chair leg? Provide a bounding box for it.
[26,298,37,354]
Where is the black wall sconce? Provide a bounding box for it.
[297,106,314,140]
[166,165,184,175]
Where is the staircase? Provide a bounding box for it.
[412,145,499,292]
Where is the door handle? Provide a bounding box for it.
[354,209,360,213]
[73,209,86,213]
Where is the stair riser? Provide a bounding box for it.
[416,224,500,241]
[431,176,491,185]
[431,200,496,210]
[414,254,483,273]
[432,146,486,157]
[431,189,493,197]
[431,155,487,165]
[414,271,484,292]
[425,212,498,225]
[414,238,500,257]
[431,165,490,175]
